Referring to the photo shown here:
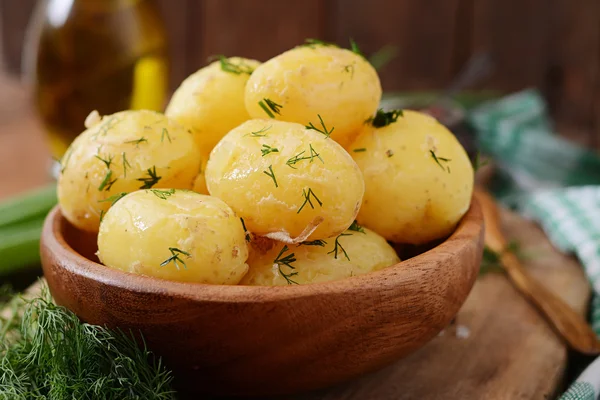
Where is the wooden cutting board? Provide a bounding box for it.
[296,209,590,400]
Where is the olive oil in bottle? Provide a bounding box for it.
[24,0,169,159]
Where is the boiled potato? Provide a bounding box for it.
[166,57,260,154]
[97,189,249,284]
[349,110,474,244]
[245,44,381,147]
[241,225,400,286]
[205,119,364,242]
[58,110,200,232]
[192,154,209,195]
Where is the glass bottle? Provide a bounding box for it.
[23,0,169,160]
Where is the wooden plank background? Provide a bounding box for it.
[0,0,599,148]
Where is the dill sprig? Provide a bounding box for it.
[473,152,489,172]
[246,125,271,137]
[95,154,113,169]
[349,38,366,59]
[343,64,355,78]
[137,166,161,189]
[274,245,298,285]
[150,189,175,200]
[305,114,334,138]
[240,218,252,242]
[161,128,171,143]
[297,188,323,214]
[261,144,279,156]
[258,98,283,119]
[125,137,148,147]
[366,109,404,128]
[348,220,365,233]
[99,192,127,206]
[92,115,120,139]
[286,144,323,169]
[299,239,327,247]
[430,150,451,173]
[160,247,191,270]
[328,233,352,261]
[122,152,131,177]
[216,55,255,75]
[98,170,117,191]
[353,148,366,153]
[302,38,338,48]
[263,165,278,188]
[0,285,175,399]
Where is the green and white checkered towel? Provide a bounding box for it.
[469,91,600,400]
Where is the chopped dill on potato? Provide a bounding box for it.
[430,150,451,173]
[299,239,328,247]
[348,220,365,233]
[261,144,279,156]
[160,247,191,270]
[286,144,323,169]
[305,114,334,138]
[353,148,366,153]
[274,245,299,285]
[150,188,176,200]
[137,166,162,189]
[161,128,171,143]
[124,136,148,147]
[246,125,271,137]
[258,98,283,118]
[366,109,403,128]
[263,165,278,188]
[216,55,255,75]
[99,192,127,206]
[297,187,323,214]
[328,233,352,261]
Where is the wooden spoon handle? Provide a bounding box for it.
[501,252,600,355]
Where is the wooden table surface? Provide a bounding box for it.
[0,73,591,400]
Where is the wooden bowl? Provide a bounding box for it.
[40,200,483,397]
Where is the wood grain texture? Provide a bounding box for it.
[40,202,483,396]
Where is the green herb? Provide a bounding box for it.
[328,233,352,261]
[160,247,191,270]
[343,64,355,78]
[261,144,279,156]
[366,109,403,128]
[94,154,113,169]
[430,150,451,173]
[137,166,161,189]
[99,209,105,223]
[473,152,489,172]
[286,144,323,169]
[368,44,399,70]
[273,245,298,285]
[246,125,271,137]
[240,218,251,242]
[121,152,131,177]
[0,285,175,399]
[297,188,322,214]
[302,38,338,48]
[99,192,127,206]
[92,115,120,139]
[386,149,394,157]
[299,239,327,247]
[258,98,283,118]
[98,170,117,191]
[161,128,171,143]
[263,165,278,188]
[305,114,334,138]
[125,137,148,147]
[348,220,365,233]
[353,148,366,153]
[349,38,366,59]
[215,55,255,75]
[150,189,175,200]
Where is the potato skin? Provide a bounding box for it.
[166,57,260,154]
[348,110,474,244]
[241,227,400,286]
[97,190,249,284]
[58,110,200,232]
[245,45,381,147]
[205,119,365,241]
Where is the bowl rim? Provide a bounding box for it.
[42,200,483,303]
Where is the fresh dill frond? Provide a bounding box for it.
[328,233,352,261]
[430,150,451,173]
[0,284,176,399]
[137,166,161,189]
[349,38,366,59]
[353,148,366,153]
[343,64,355,78]
[99,209,105,222]
[214,55,255,75]
[299,239,327,247]
[121,152,131,177]
[297,188,323,214]
[161,128,171,143]
[94,154,113,169]
[125,137,148,147]
[150,188,175,200]
[305,114,334,138]
[246,125,272,137]
[258,98,283,119]
[99,192,127,206]
[366,109,404,128]
[274,245,298,285]
[302,38,338,48]
[98,170,117,191]
[92,115,120,139]
[160,247,191,270]
[473,152,489,172]
[261,144,279,156]
[348,220,365,233]
[240,218,252,242]
[286,144,323,169]
[263,165,278,188]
